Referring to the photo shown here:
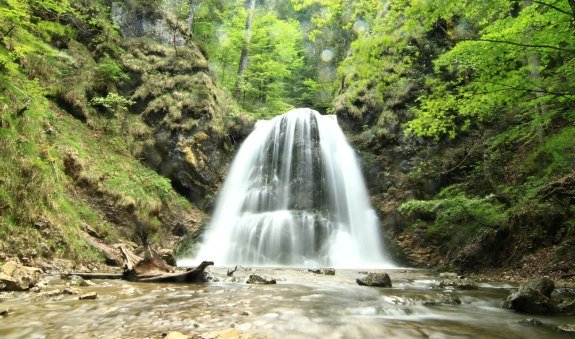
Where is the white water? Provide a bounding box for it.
[179,108,391,268]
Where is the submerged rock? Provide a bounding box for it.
[518,318,543,326]
[421,293,462,306]
[164,331,189,339]
[0,261,41,291]
[246,273,276,285]
[308,268,336,275]
[201,328,252,339]
[0,308,12,317]
[438,278,478,290]
[356,272,392,287]
[80,280,96,287]
[556,324,575,334]
[503,278,556,314]
[67,275,84,286]
[79,292,98,300]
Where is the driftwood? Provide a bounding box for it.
[136,261,214,283]
[65,243,213,283]
[63,272,124,280]
[121,243,213,283]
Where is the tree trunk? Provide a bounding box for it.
[569,0,575,20]
[234,0,256,100]
[188,0,197,33]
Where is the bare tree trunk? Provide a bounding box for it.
[234,0,256,100]
[188,0,197,33]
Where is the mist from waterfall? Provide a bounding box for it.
[179,108,391,268]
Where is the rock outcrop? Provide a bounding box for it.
[112,3,255,207]
[0,261,41,291]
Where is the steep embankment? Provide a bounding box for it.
[332,4,575,279]
[0,1,249,269]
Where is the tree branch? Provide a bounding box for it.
[1,26,16,39]
[475,80,575,99]
[509,0,575,17]
[464,38,575,53]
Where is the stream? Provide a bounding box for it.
[0,267,573,338]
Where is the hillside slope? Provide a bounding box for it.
[0,1,249,269]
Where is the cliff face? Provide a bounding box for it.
[112,1,254,207]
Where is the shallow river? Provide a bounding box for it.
[0,267,573,338]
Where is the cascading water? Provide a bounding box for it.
[179,108,390,268]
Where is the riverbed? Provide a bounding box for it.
[0,267,573,338]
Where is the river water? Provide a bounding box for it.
[0,267,573,338]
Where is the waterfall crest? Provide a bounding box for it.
[180,108,390,268]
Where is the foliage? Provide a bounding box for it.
[404,0,575,139]
[0,0,201,263]
[398,186,508,245]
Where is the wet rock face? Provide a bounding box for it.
[0,261,41,291]
[356,272,392,287]
[116,30,254,207]
[504,278,556,314]
[111,1,184,45]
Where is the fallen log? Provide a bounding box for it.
[63,262,214,283]
[136,261,214,283]
[62,272,124,280]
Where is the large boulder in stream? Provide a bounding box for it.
[356,272,392,287]
[503,278,556,314]
[0,261,41,291]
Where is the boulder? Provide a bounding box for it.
[356,272,392,287]
[35,288,78,299]
[308,268,335,275]
[246,273,276,285]
[503,278,556,314]
[0,261,41,291]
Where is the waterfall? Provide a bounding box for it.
[179,108,390,268]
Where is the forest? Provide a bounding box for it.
[1,0,575,285]
[1,0,575,337]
